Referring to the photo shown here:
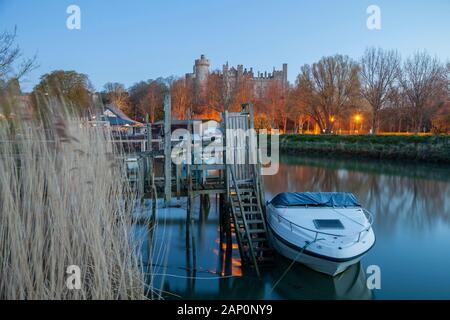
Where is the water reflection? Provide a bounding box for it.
[265,156,450,232]
[270,259,371,300]
[136,155,450,299]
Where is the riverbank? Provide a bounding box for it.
[279,134,450,164]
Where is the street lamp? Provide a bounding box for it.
[354,115,363,133]
[330,116,336,134]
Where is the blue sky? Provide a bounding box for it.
[1,0,449,92]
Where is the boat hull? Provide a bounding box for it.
[269,227,367,276]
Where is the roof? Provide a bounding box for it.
[153,119,213,125]
[101,104,143,126]
[270,192,361,208]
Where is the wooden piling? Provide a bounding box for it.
[163,94,172,206]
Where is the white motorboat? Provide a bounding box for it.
[267,192,375,276]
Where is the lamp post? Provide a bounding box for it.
[354,115,363,134]
[330,116,335,134]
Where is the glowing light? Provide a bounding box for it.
[231,259,242,267]
[220,243,239,250]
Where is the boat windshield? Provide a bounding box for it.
[270,192,361,208]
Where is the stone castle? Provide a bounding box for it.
[186,54,288,99]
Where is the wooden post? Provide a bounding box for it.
[186,117,193,221]
[138,156,145,203]
[151,172,157,219]
[164,95,172,206]
[145,114,152,195]
[190,213,197,271]
[249,103,267,213]
[223,111,230,199]
[176,164,181,204]
[186,109,197,271]
[218,193,223,246]
[146,114,152,153]
[222,111,233,252]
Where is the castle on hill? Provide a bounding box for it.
[185,54,288,99]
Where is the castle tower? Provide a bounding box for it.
[282,63,288,89]
[194,54,210,88]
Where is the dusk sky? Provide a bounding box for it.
[1,0,449,92]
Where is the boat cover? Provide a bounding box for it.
[269,192,361,208]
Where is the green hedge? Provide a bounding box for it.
[278,134,450,164]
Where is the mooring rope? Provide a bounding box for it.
[150,273,237,280]
[269,237,325,293]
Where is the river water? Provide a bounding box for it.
[136,155,450,300]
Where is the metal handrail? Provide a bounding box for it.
[270,205,374,243]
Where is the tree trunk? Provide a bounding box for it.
[298,117,304,134]
[414,111,421,133]
[317,121,324,134]
[371,109,378,134]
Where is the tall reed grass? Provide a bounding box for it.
[0,97,146,299]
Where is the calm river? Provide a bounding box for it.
[136,155,450,300]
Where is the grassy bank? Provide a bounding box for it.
[279,134,450,164]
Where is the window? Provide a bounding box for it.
[313,219,344,230]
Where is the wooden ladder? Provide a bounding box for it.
[227,165,273,277]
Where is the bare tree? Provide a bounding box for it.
[127,78,170,122]
[171,78,193,120]
[382,85,410,132]
[264,80,284,130]
[146,80,167,123]
[297,55,360,133]
[230,73,254,112]
[128,81,150,120]
[204,72,224,119]
[360,47,400,134]
[399,51,447,132]
[102,82,130,113]
[277,85,289,132]
[0,27,37,81]
[288,84,309,133]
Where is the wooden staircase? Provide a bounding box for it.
[227,165,273,277]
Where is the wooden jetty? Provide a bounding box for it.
[119,97,274,276]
